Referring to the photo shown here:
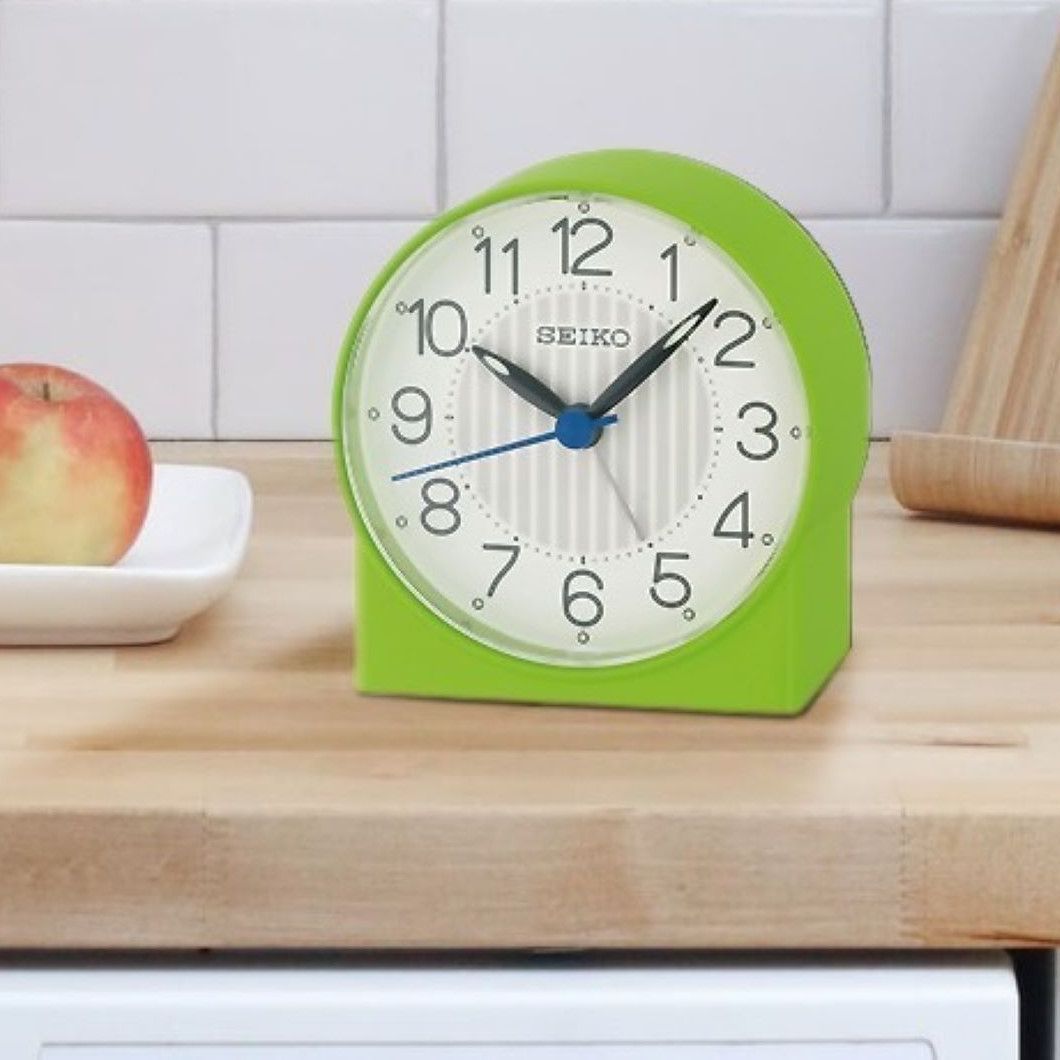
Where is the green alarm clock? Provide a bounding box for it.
[334,150,869,715]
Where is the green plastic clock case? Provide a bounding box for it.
[334,149,870,715]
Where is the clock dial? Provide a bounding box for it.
[340,193,810,666]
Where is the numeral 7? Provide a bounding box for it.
[482,543,520,597]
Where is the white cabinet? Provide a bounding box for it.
[43,1049,933,1059]
[0,957,1017,1058]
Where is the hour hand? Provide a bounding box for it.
[471,345,567,419]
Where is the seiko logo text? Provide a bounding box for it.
[535,325,632,349]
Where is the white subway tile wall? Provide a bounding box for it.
[0,224,212,437]
[892,0,1060,215]
[447,0,885,215]
[218,223,420,438]
[806,220,997,432]
[0,0,439,217]
[0,0,1046,438]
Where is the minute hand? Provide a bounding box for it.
[586,299,717,419]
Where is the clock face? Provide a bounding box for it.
[340,193,810,667]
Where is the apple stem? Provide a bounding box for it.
[42,380,51,402]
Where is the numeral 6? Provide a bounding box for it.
[562,569,604,627]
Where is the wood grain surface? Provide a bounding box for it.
[891,35,1060,524]
[942,35,1060,443]
[0,443,1058,951]
[891,432,1060,525]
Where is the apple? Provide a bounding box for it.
[0,363,152,566]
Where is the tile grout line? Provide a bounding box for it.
[0,214,437,225]
[435,0,448,212]
[805,212,1000,223]
[210,223,220,440]
[0,212,1003,225]
[0,1,6,206]
[882,0,895,212]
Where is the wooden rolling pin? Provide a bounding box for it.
[890,34,1060,526]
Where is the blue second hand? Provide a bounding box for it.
[391,414,618,483]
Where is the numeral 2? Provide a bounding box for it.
[713,310,756,368]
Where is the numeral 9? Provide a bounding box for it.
[390,386,432,445]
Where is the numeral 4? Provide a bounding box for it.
[713,492,753,548]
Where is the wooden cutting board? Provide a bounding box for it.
[890,33,1060,525]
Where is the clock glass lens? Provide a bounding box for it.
[341,193,810,666]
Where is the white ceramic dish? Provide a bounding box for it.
[0,464,253,646]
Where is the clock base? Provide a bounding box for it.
[352,507,852,716]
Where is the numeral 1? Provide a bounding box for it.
[661,242,678,302]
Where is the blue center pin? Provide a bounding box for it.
[555,405,604,450]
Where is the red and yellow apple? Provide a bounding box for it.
[0,364,152,565]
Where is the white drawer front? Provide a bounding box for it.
[0,959,1016,1060]
[44,1047,933,1059]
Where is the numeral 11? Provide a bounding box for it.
[474,236,520,295]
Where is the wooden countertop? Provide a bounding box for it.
[0,442,1058,951]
